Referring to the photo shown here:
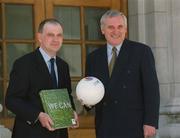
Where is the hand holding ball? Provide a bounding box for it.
[76,77,105,106]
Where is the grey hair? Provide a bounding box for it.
[100,10,127,29]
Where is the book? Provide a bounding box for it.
[39,89,76,129]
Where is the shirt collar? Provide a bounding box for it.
[107,42,123,56]
[39,47,56,63]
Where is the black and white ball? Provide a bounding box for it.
[76,76,105,106]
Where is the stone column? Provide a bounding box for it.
[128,0,180,137]
[158,0,180,137]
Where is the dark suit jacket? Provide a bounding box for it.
[5,48,75,138]
[86,39,160,138]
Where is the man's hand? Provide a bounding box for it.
[143,125,156,138]
[78,98,92,108]
[71,111,79,128]
[38,112,55,131]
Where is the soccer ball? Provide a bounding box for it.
[76,76,105,106]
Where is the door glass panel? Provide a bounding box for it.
[84,8,108,40]
[7,43,33,74]
[0,5,2,40]
[57,44,81,77]
[54,6,80,40]
[5,4,33,39]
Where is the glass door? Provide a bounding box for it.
[0,0,127,134]
[0,0,44,128]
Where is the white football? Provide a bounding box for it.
[76,76,105,106]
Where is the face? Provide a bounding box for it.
[101,15,127,46]
[37,23,63,57]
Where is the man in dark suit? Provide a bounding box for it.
[5,18,79,138]
[86,10,160,138]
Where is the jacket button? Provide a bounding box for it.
[123,85,127,89]
[27,121,31,125]
[127,70,131,74]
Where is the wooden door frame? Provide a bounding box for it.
[45,0,127,18]
[0,0,128,130]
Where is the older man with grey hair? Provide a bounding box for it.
[85,9,160,138]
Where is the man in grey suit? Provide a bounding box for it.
[5,18,79,138]
[86,10,160,138]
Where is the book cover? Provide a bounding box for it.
[39,89,76,129]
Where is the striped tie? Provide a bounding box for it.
[109,47,117,76]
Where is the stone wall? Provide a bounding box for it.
[128,0,180,137]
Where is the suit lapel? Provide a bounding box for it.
[33,48,53,88]
[111,39,129,78]
[56,58,63,88]
[102,47,109,79]
[98,46,110,84]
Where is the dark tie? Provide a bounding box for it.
[109,47,117,76]
[50,58,58,88]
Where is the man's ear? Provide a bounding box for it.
[101,28,105,35]
[36,33,42,43]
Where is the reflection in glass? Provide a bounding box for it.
[84,8,108,40]
[5,4,33,39]
[0,45,2,78]
[57,44,81,76]
[7,43,33,74]
[0,81,2,101]
[86,44,103,55]
[0,81,3,117]
[71,81,84,115]
[0,5,2,39]
[54,6,80,39]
